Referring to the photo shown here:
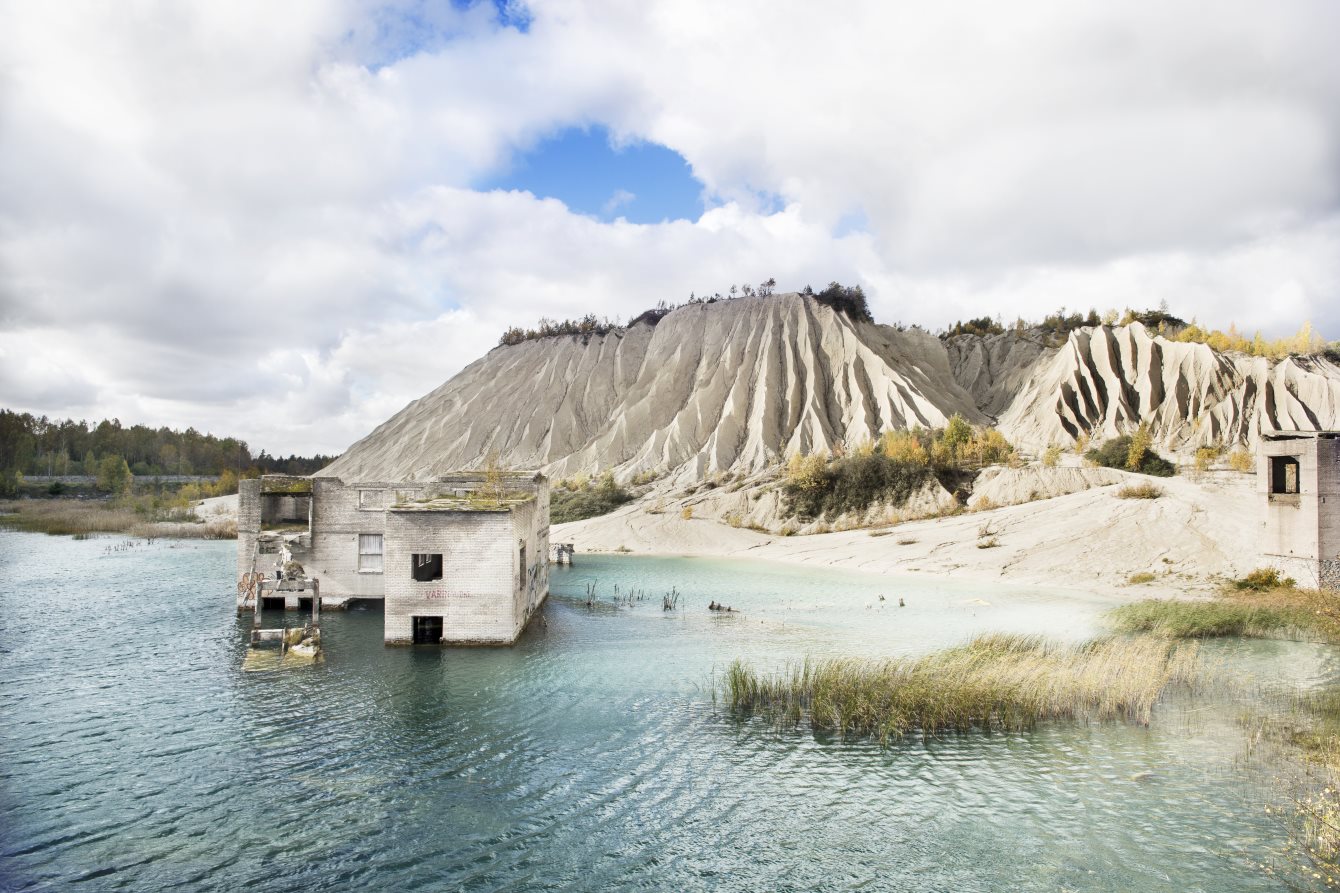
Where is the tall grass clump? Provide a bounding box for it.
[723,634,1199,744]
[1109,599,1308,639]
[1115,482,1164,499]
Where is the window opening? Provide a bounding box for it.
[261,596,286,611]
[412,615,443,644]
[519,544,527,583]
[412,553,443,582]
[358,534,384,572]
[1271,456,1300,495]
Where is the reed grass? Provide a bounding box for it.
[1109,599,1308,639]
[0,499,236,539]
[723,633,1199,744]
[1110,588,1340,642]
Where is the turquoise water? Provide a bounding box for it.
[0,531,1332,891]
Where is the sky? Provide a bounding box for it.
[1,0,1338,456]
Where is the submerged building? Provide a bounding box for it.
[237,471,550,644]
[1260,431,1340,590]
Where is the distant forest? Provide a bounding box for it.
[0,409,336,496]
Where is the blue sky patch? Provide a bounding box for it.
[486,126,704,223]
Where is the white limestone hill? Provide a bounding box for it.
[989,323,1340,452]
[321,294,984,482]
[320,296,1340,482]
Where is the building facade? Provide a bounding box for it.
[238,471,550,644]
[1260,431,1340,590]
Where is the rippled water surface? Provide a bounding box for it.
[1,531,1332,891]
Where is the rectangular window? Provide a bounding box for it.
[358,534,384,572]
[412,553,443,582]
[1271,456,1301,495]
[519,544,527,583]
[359,489,384,510]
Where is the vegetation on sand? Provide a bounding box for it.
[723,633,1199,744]
[1115,482,1164,499]
[0,497,236,539]
[1107,571,1340,642]
[1086,431,1175,477]
[550,471,634,524]
[782,417,1013,521]
[1108,600,1309,639]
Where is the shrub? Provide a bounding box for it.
[1193,445,1222,472]
[1126,423,1153,471]
[1233,568,1296,592]
[782,452,932,520]
[681,506,694,520]
[1115,483,1164,500]
[1041,444,1062,468]
[1227,449,1254,473]
[1087,435,1175,477]
[549,473,633,524]
[971,495,998,512]
[1128,572,1157,585]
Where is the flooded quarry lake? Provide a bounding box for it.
[2,530,1337,892]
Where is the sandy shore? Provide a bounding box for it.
[554,471,1260,600]
[201,472,1260,601]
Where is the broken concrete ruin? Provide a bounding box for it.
[237,471,550,645]
[1260,431,1340,590]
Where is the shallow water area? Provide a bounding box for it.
[0,533,1330,891]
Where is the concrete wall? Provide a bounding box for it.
[299,478,396,602]
[509,487,551,632]
[1260,437,1321,560]
[1260,434,1340,590]
[236,478,262,586]
[383,510,520,644]
[237,472,552,633]
[1318,437,1340,573]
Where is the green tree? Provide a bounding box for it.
[942,414,972,459]
[96,455,133,496]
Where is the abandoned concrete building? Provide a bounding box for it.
[1260,431,1340,590]
[237,471,551,645]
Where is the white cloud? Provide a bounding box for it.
[602,188,636,216]
[1,0,1337,455]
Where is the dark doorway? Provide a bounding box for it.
[298,597,313,612]
[261,596,286,611]
[412,554,443,582]
[412,615,443,644]
[1271,456,1300,494]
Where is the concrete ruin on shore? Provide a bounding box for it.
[237,471,550,645]
[1261,431,1340,590]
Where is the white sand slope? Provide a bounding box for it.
[321,294,983,483]
[322,296,1340,487]
[995,322,1340,452]
[556,471,1260,599]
